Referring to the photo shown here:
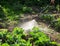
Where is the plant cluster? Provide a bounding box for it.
[39,14,55,23]
[39,14,60,32]
[0,27,58,46]
[51,18,60,32]
[0,0,59,21]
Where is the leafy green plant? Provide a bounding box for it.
[51,18,60,31]
[6,34,15,44]
[53,18,60,31]
[22,6,32,13]
[50,42,57,46]
[29,27,51,46]
[26,40,32,46]
[10,43,20,46]
[0,29,8,39]
[2,43,10,46]
[40,14,55,23]
[12,27,24,35]
[0,27,58,46]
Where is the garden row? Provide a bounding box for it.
[0,27,59,46]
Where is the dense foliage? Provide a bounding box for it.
[0,0,59,29]
[0,27,58,46]
[0,0,59,21]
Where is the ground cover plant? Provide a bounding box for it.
[51,18,60,32]
[39,14,55,23]
[39,14,60,32]
[0,27,59,46]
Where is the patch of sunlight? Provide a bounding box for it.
[18,19,38,33]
